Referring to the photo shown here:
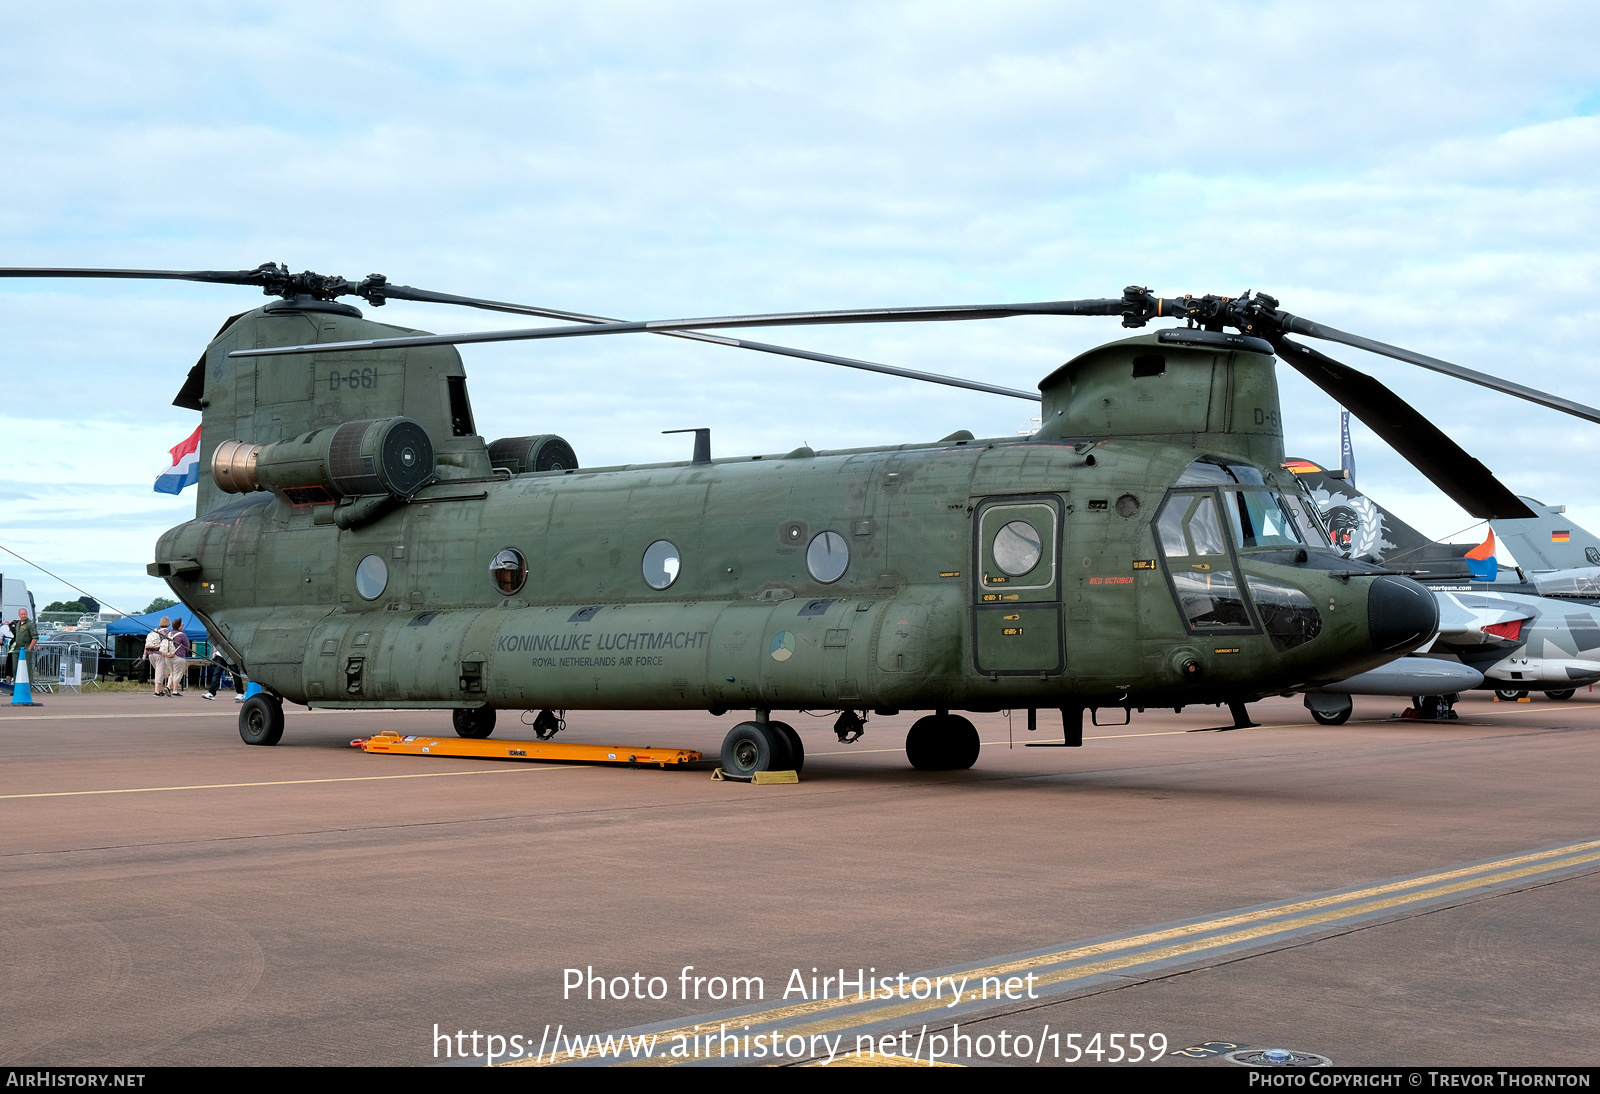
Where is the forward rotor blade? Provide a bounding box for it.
[1273,336,1535,520]
[230,296,1130,358]
[1275,311,1600,425]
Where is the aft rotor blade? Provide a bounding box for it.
[1276,311,1600,425]
[0,266,279,286]
[369,285,1041,401]
[230,296,1130,358]
[1273,336,1535,520]
[0,262,367,302]
[0,267,1039,400]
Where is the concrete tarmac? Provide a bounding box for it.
[1,689,1596,1067]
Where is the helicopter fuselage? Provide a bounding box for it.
[155,432,1427,716]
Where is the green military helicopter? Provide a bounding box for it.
[5,265,1594,777]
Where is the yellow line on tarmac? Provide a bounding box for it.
[1470,705,1593,715]
[685,847,1600,1067]
[719,847,1600,1068]
[510,837,1600,1068]
[805,1053,962,1067]
[0,765,576,800]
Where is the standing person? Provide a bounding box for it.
[1,618,13,684]
[203,652,247,702]
[168,619,192,697]
[144,617,171,697]
[10,608,39,684]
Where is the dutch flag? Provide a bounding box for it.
[154,425,202,495]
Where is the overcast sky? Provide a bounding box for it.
[2,2,1598,611]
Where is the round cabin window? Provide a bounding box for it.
[355,554,389,600]
[993,520,1042,576]
[490,548,527,595]
[642,540,681,590]
[806,530,849,584]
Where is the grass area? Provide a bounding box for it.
[29,680,211,694]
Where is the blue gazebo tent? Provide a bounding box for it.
[107,608,209,640]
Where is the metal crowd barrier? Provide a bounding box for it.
[32,644,85,694]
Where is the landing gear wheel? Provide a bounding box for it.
[1305,693,1353,726]
[238,694,284,746]
[769,720,804,773]
[1494,688,1530,702]
[453,707,496,739]
[720,721,789,779]
[905,714,980,771]
[1544,689,1576,701]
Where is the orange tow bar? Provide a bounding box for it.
[352,731,701,768]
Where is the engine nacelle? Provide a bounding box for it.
[487,434,579,474]
[212,417,435,504]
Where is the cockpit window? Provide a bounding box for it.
[1176,457,1265,486]
[1282,479,1333,548]
[1188,495,1227,555]
[1246,575,1323,651]
[1155,492,1228,556]
[1152,490,1260,636]
[1170,570,1254,631]
[1224,490,1306,548]
[1156,498,1189,556]
[1176,461,1233,485]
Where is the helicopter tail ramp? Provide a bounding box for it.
[354,731,700,768]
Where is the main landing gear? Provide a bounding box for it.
[714,709,983,777]
[453,707,497,739]
[719,716,804,779]
[239,693,284,745]
[905,712,980,771]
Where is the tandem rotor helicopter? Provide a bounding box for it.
[6,263,1597,776]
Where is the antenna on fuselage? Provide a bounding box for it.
[663,428,711,465]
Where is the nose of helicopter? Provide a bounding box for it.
[1367,575,1439,653]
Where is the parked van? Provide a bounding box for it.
[1,576,35,623]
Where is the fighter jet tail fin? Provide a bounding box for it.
[1464,528,1499,582]
[1284,459,1479,579]
[1490,498,1600,572]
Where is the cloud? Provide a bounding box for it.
[3,2,1600,602]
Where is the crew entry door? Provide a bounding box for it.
[972,496,1063,675]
